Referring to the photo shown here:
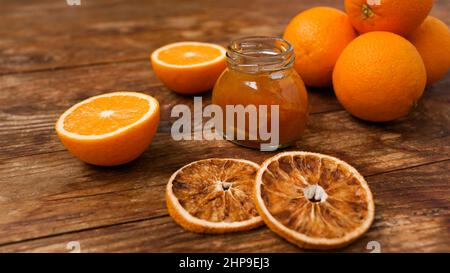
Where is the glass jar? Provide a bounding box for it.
[212,36,309,151]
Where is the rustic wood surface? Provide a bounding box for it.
[0,0,449,253]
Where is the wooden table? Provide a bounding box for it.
[0,0,449,253]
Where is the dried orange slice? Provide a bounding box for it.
[55,92,160,166]
[255,151,375,249]
[166,158,263,233]
[151,42,226,95]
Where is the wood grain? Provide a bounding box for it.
[0,0,318,74]
[1,0,449,74]
[1,160,448,253]
[0,60,341,160]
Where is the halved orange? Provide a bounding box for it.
[255,151,375,249]
[151,42,226,95]
[55,92,160,166]
[166,158,263,233]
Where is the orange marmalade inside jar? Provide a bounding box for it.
[212,36,308,150]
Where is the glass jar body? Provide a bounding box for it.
[212,67,309,150]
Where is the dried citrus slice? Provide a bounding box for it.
[55,92,160,166]
[166,158,263,233]
[255,151,375,249]
[151,41,226,95]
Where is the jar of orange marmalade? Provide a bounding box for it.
[212,37,308,150]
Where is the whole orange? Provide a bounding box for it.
[408,16,450,85]
[345,0,433,36]
[283,7,357,87]
[333,32,426,122]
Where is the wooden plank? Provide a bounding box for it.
[1,160,448,253]
[0,61,448,161]
[0,0,311,74]
[0,94,448,245]
[0,60,341,160]
[1,0,448,74]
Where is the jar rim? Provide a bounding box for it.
[226,36,295,73]
[227,36,293,58]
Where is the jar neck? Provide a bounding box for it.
[226,36,295,74]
